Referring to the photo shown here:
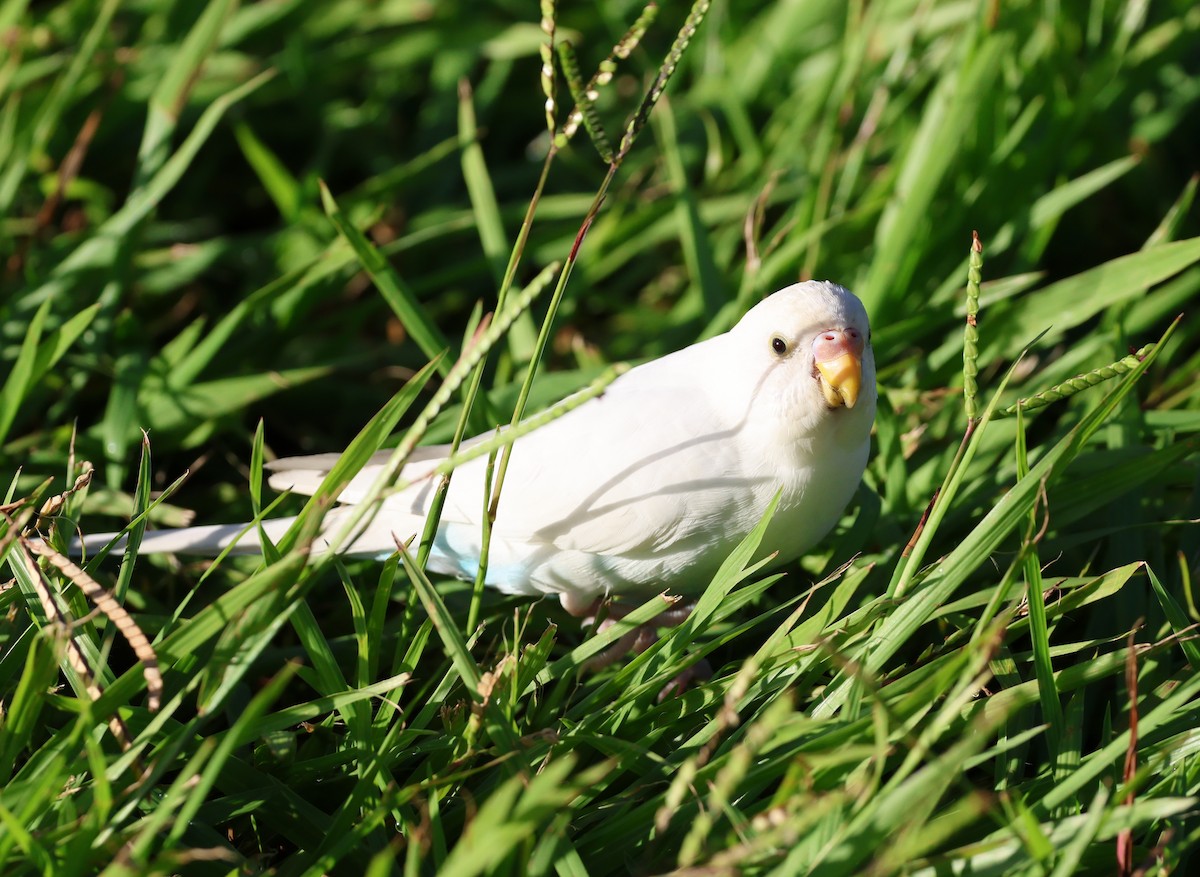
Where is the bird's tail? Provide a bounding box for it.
[72,516,299,558]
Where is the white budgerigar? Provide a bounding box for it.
[79,280,876,631]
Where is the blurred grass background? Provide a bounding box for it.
[2,0,1200,874]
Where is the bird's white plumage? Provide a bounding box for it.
[81,281,877,606]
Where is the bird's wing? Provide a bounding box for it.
[435,342,765,559]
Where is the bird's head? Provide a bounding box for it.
[730,280,877,442]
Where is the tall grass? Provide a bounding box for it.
[2,0,1199,874]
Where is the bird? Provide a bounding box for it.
[76,280,876,660]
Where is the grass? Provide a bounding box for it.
[2,0,1200,873]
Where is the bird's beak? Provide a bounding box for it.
[813,330,865,409]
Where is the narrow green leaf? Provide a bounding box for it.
[1147,564,1200,668]
[320,182,455,375]
[0,634,58,785]
[234,120,302,219]
[0,297,50,444]
[165,661,299,846]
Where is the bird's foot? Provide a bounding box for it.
[581,620,659,672]
[567,595,692,669]
[560,594,706,695]
[656,658,712,701]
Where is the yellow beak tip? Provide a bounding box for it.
[816,353,863,409]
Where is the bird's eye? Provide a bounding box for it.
[771,336,788,355]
